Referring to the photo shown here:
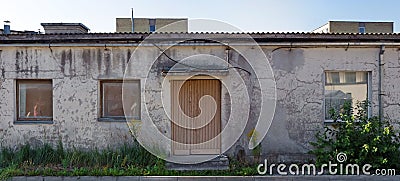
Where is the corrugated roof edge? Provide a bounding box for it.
[1,31,398,35]
[1,32,400,44]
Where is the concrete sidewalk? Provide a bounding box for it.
[9,176,400,181]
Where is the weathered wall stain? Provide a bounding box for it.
[34,49,39,78]
[82,49,91,77]
[67,49,73,77]
[97,49,102,73]
[61,50,66,74]
[123,49,131,73]
[104,49,111,76]
[15,51,20,72]
[1,68,4,79]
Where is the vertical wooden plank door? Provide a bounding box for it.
[171,79,221,155]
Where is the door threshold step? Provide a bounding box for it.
[166,155,229,170]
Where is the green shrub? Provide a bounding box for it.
[310,101,400,169]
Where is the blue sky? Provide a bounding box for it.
[1,0,399,32]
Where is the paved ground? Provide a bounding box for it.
[8,176,400,181]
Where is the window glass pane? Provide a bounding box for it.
[359,27,365,33]
[359,23,366,33]
[356,72,367,83]
[102,81,140,118]
[325,72,368,120]
[103,83,124,117]
[18,80,53,120]
[345,72,356,83]
[150,25,156,32]
[326,72,340,84]
[123,81,141,118]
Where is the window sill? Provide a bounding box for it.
[98,117,129,122]
[324,119,338,123]
[324,119,364,124]
[14,120,54,124]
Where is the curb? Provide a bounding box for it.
[9,175,400,181]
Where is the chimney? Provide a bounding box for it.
[3,21,10,34]
[40,23,90,34]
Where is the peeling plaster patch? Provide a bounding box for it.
[264,103,307,154]
[272,49,305,72]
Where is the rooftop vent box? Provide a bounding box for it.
[40,23,90,34]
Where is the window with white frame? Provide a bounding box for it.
[324,71,369,121]
[17,80,53,121]
[100,80,140,120]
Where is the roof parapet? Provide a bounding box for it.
[41,23,90,34]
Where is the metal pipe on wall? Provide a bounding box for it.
[378,45,385,121]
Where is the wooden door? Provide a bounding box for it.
[171,79,221,155]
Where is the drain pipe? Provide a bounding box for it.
[378,45,385,121]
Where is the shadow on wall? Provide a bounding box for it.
[272,49,305,72]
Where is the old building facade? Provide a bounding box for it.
[0,32,400,163]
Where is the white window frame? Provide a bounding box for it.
[98,80,141,122]
[323,71,371,123]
